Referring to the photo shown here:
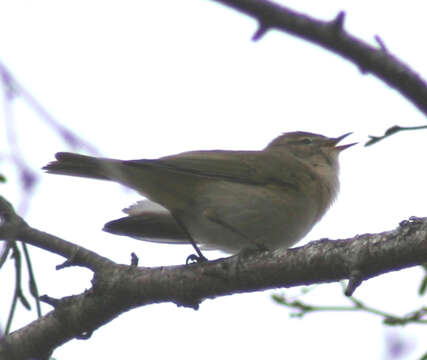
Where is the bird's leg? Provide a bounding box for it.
[186,235,208,264]
[172,215,207,263]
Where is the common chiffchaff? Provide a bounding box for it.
[44,131,356,258]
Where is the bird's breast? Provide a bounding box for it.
[177,180,319,253]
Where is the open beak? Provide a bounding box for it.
[332,132,357,151]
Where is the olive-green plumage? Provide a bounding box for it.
[43,132,355,254]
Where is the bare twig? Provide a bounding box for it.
[21,242,42,318]
[374,35,388,53]
[365,125,427,146]
[273,283,427,326]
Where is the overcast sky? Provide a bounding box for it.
[1,1,427,359]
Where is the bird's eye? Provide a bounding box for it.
[301,138,312,145]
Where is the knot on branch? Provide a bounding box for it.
[345,270,363,296]
[252,22,269,41]
[40,294,61,308]
[330,11,346,32]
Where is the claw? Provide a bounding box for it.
[186,253,208,264]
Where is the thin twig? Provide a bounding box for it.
[21,242,42,318]
[0,62,99,154]
[5,243,31,335]
[273,282,427,326]
[365,125,427,146]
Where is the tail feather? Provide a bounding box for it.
[103,213,189,243]
[43,152,189,208]
[43,152,121,181]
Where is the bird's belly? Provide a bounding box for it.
[179,181,317,254]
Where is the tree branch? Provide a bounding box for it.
[0,197,113,273]
[1,196,427,359]
[211,0,427,117]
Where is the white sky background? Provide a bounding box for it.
[1,0,427,359]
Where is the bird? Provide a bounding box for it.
[43,131,356,261]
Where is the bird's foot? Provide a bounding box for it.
[186,253,208,264]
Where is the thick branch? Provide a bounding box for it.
[1,195,427,359]
[211,0,427,116]
[0,197,113,273]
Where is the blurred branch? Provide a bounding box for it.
[0,62,99,155]
[1,196,427,358]
[273,283,427,326]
